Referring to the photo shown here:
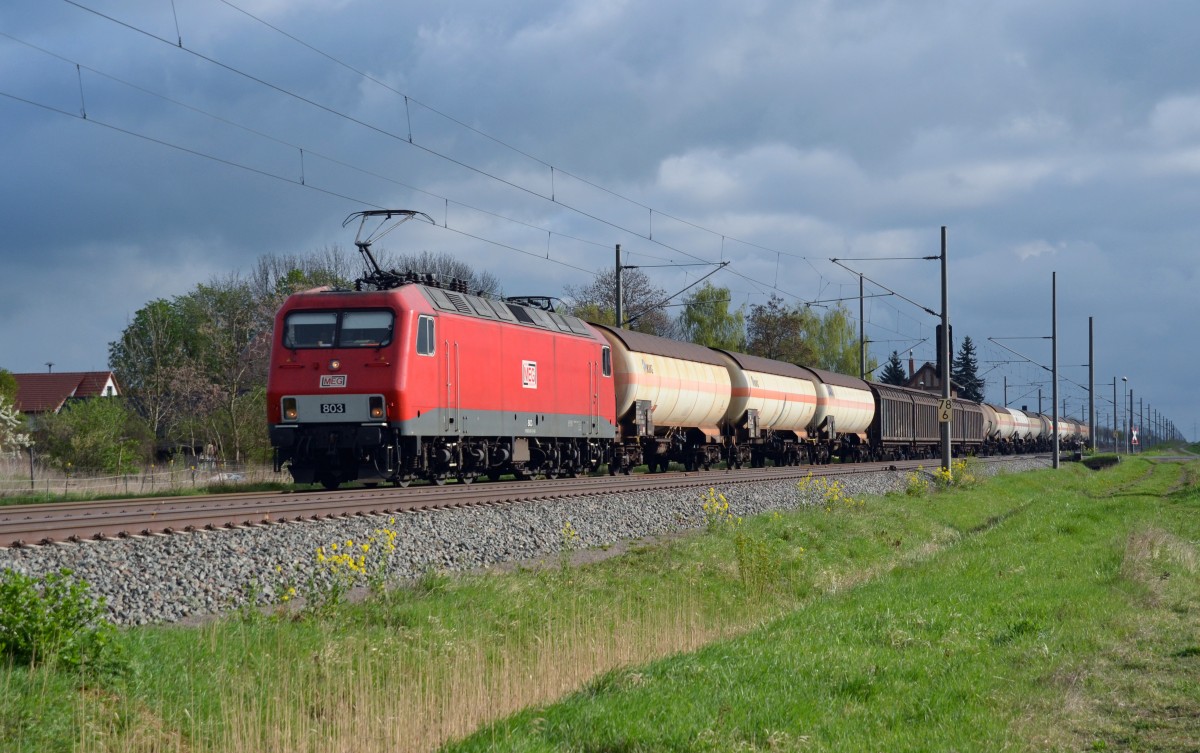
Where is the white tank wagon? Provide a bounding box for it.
[592,324,732,472]
[804,368,876,463]
[712,349,820,467]
[981,404,1016,454]
[1008,408,1033,450]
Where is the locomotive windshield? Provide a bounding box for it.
[283,309,394,349]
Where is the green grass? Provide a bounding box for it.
[443,458,1200,752]
[2,458,1197,752]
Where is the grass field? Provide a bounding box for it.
[3,455,1197,752]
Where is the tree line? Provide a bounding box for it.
[2,248,884,474]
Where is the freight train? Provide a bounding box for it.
[267,211,1086,489]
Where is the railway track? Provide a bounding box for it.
[0,456,1038,549]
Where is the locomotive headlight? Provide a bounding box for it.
[369,395,385,420]
[329,359,342,371]
[282,397,298,421]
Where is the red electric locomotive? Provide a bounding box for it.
[267,211,618,489]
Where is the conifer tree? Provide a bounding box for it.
[952,336,985,402]
[879,351,908,386]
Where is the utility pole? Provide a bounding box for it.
[859,273,866,380]
[614,244,623,329]
[1051,271,1059,468]
[939,226,952,475]
[1114,377,1120,456]
[1127,386,1133,455]
[1088,316,1096,451]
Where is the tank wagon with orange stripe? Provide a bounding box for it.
[591,327,876,472]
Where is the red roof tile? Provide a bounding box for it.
[12,372,120,414]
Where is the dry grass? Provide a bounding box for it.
[201,593,744,753]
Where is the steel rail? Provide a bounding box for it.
[0,456,1037,549]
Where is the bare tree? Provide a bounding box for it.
[372,248,501,297]
[564,267,672,336]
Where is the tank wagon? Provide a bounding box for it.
[267,210,1051,489]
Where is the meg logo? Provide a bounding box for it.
[522,360,537,389]
[320,374,348,388]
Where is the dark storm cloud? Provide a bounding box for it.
[1,0,1197,437]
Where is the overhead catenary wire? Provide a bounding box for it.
[57,1,840,289]
[31,1,946,339]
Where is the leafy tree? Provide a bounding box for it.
[33,398,145,474]
[0,369,17,404]
[175,277,272,465]
[745,295,819,364]
[111,276,273,466]
[0,394,31,453]
[879,351,908,386]
[812,304,877,377]
[745,298,877,376]
[108,298,193,444]
[676,283,745,350]
[952,335,985,402]
[565,267,672,336]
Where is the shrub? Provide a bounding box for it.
[701,488,738,532]
[797,472,866,512]
[905,466,930,497]
[932,458,978,491]
[0,568,121,673]
[733,529,782,598]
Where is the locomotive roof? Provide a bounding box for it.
[590,324,727,367]
[417,285,596,337]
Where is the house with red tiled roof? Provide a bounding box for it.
[12,371,120,415]
[905,361,962,398]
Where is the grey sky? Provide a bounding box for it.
[1,0,1195,440]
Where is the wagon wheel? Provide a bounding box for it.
[486,469,503,482]
[433,474,447,486]
[458,473,475,485]
[394,477,411,488]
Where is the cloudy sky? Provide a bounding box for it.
[2,0,1195,442]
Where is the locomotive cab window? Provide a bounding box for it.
[416,315,436,356]
[601,346,612,377]
[283,310,394,349]
[341,311,394,347]
[284,312,337,348]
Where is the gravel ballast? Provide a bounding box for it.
[0,458,1051,626]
